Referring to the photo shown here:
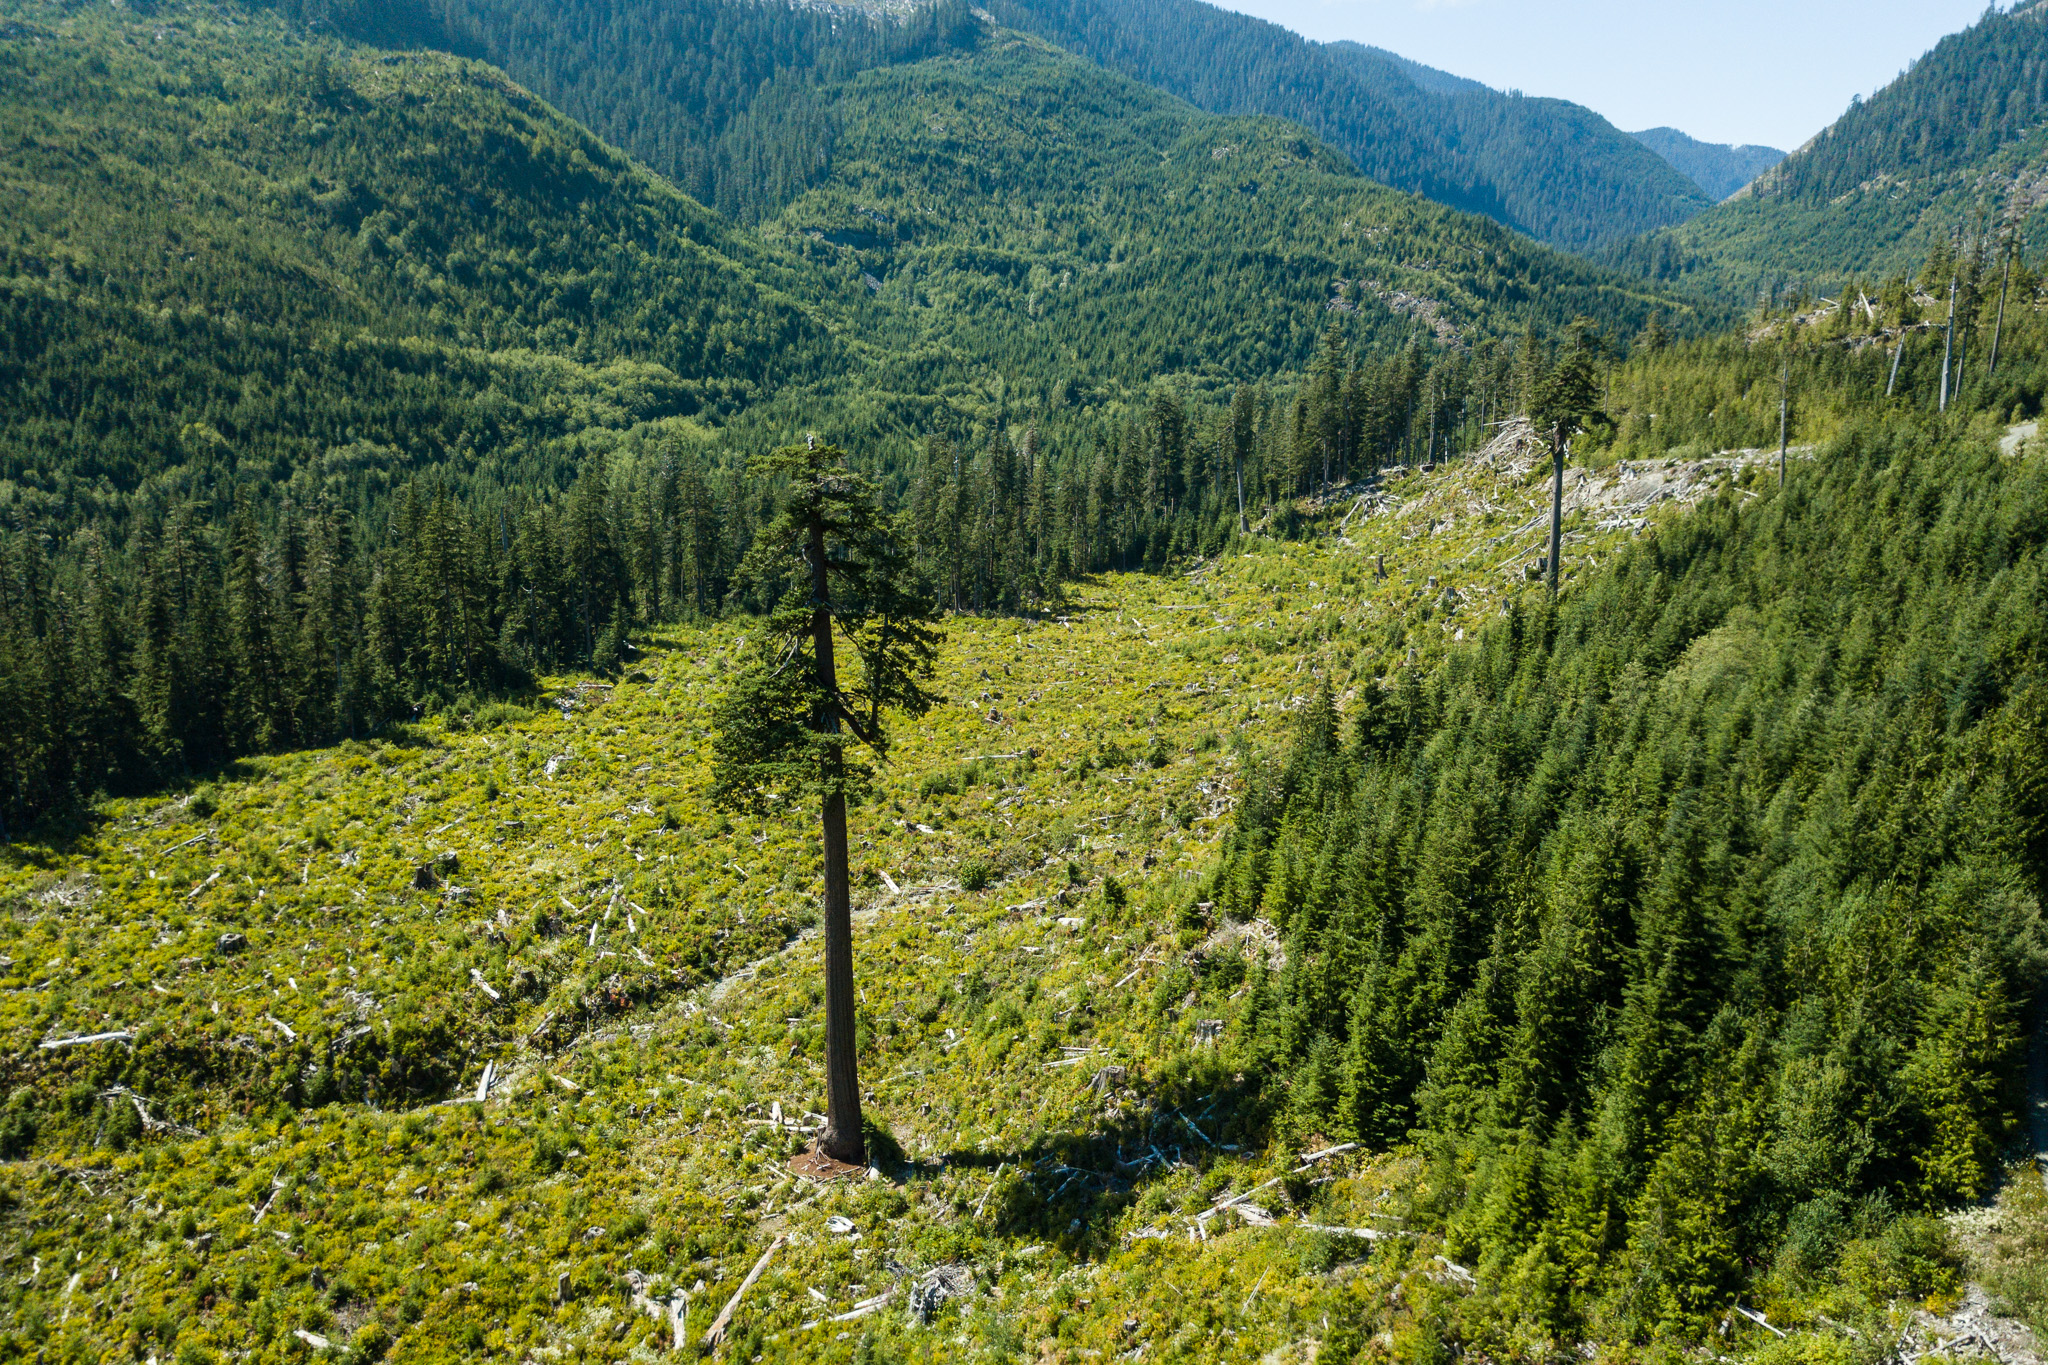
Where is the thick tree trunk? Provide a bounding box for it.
[1546,430,1564,597]
[809,516,866,1167]
[1991,239,2013,379]
[1940,273,1957,413]
[1778,351,1790,487]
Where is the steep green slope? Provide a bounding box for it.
[396,0,985,223]
[1352,44,1488,97]
[1609,3,2048,296]
[0,2,840,499]
[1629,126,1784,201]
[0,0,1711,513]
[1320,39,1712,251]
[985,0,1712,251]
[394,0,1715,252]
[761,30,1706,395]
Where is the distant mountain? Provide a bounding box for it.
[977,0,1713,252]
[1630,127,1785,200]
[1607,3,2048,296]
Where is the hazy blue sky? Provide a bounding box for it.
[1215,0,1999,151]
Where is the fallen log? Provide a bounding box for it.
[701,1234,785,1352]
[1297,1143,1357,1166]
[158,828,215,856]
[1196,1176,1285,1224]
[974,1162,1008,1218]
[1733,1304,1787,1339]
[39,1030,132,1050]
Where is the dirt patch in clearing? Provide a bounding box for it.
[788,1144,867,1183]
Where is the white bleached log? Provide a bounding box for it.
[701,1234,786,1352]
[39,1030,132,1050]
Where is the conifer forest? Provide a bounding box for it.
[1,0,2047,1362]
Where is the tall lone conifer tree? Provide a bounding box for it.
[711,440,942,1166]
[1529,326,1601,597]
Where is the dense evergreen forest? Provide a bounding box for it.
[1217,407,2048,1334]
[344,0,987,223]
[302,0,1715,252]
[760,34,1695,393]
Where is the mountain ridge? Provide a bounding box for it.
[1629,125,1785,201]
[984,0,1713,251]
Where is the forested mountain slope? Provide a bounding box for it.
[392,0,1714,252]
[1350,44,1488,97]
[367,0,987,223]
[983,0,1712,252]
[0,0,1706,514]
[0,2,841,500]
[1629,126,1784,201]
[0,0,1716,824]
[758,29,1698,396]
[1608,2,2048,296]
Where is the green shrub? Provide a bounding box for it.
[960,860,994,892]
[531,1132,566,1174]
[349,1318,392,1361]
[1838,1214,1960,1299]
[0,1101,35,1160]
[103,1096,144,1150]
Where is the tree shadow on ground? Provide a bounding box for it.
[896,1057,1277,1257]
[2,755,269,862]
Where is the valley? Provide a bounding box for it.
[2,0,2048,1360]
[0,451,1733,1362]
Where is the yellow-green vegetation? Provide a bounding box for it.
[2,439,2014,1364]
[1975,1168,2048,1338]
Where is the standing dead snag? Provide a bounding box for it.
[710,440,942,1167]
